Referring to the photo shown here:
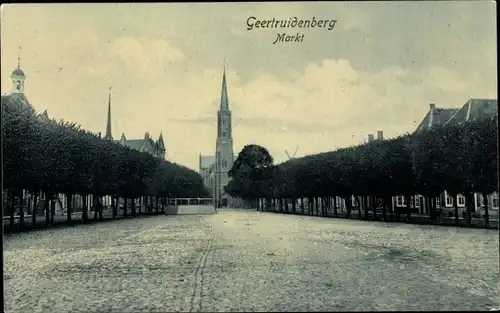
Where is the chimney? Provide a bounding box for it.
[377,130,384,141]
[144,132,150,140]
[368,134,374,142]
[429,103,435,110]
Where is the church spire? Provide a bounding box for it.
[220,60,229,111]
[104,87,112,140]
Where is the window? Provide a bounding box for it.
[222,131,226,137]
[222,159,228,168]
[396,196,406,206]
[445,192,453,206]
[436,197,440,207]
[16,81,21,91]
[415,196,420,208]
[493,198,499,208]
[40,192,45,200]
[457,195,465,206]
[410,196,414,208]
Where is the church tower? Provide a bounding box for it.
[11,48,26,95]
[214,63,234,204]
[104,87,113,140]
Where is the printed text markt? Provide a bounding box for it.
[247,17,337,44]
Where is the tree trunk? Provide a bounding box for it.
[50,197,56,225]
[300,198,304,214]
[156,197,160,213]
[315,197,319,216]
[19,190,25,229]
[66,194,73,222]
[137,197,142,215]
[388,196,394,222]
[93,196,98,220]
[356,196,362,219]
[483,193,490,229]
[131,198,137,216]
[322,197,326,216]
[466,193,472,228]
[44,194,51,227]
[372,196,377,220]
[405,195,411,222]
[27,194,32,215]
[98,197,104,220]
[395,197,401,222]
[123,198,128,217]
[32,193,38,227]
[292,198,296,214]
[453,193,459,225]
[345,197,352,218]
[363,196,369,219]
[382,198,387,221]
[112,197,117,219]
[82,195,88,222]
[333,197,338,217]
[431,196,437,224]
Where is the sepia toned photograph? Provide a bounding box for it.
[1,2,498,312]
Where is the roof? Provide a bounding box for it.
[200,154,238,169]
[116,139,152,152]
[11,68,25,77]
[445,99,498,125]
[414,108,458,133]
[200,156,215,169]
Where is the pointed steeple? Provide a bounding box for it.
[104,87,112,140]
[220,60,229,111]
[158,131,165,150]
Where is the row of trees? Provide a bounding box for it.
[226,118,498,228]
[2,95,209,229]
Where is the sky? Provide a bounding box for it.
[1,2,497,171]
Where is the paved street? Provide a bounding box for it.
[4,209,500,312]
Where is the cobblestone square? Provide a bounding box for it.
[4,210,499,312]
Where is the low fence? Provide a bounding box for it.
[4,198,216,234]
[259,206,499,230]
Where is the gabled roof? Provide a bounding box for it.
[445,98,498,125]
[414,107,458,133]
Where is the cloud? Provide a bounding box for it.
[106,36,184,77]
[1,3,496,169]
